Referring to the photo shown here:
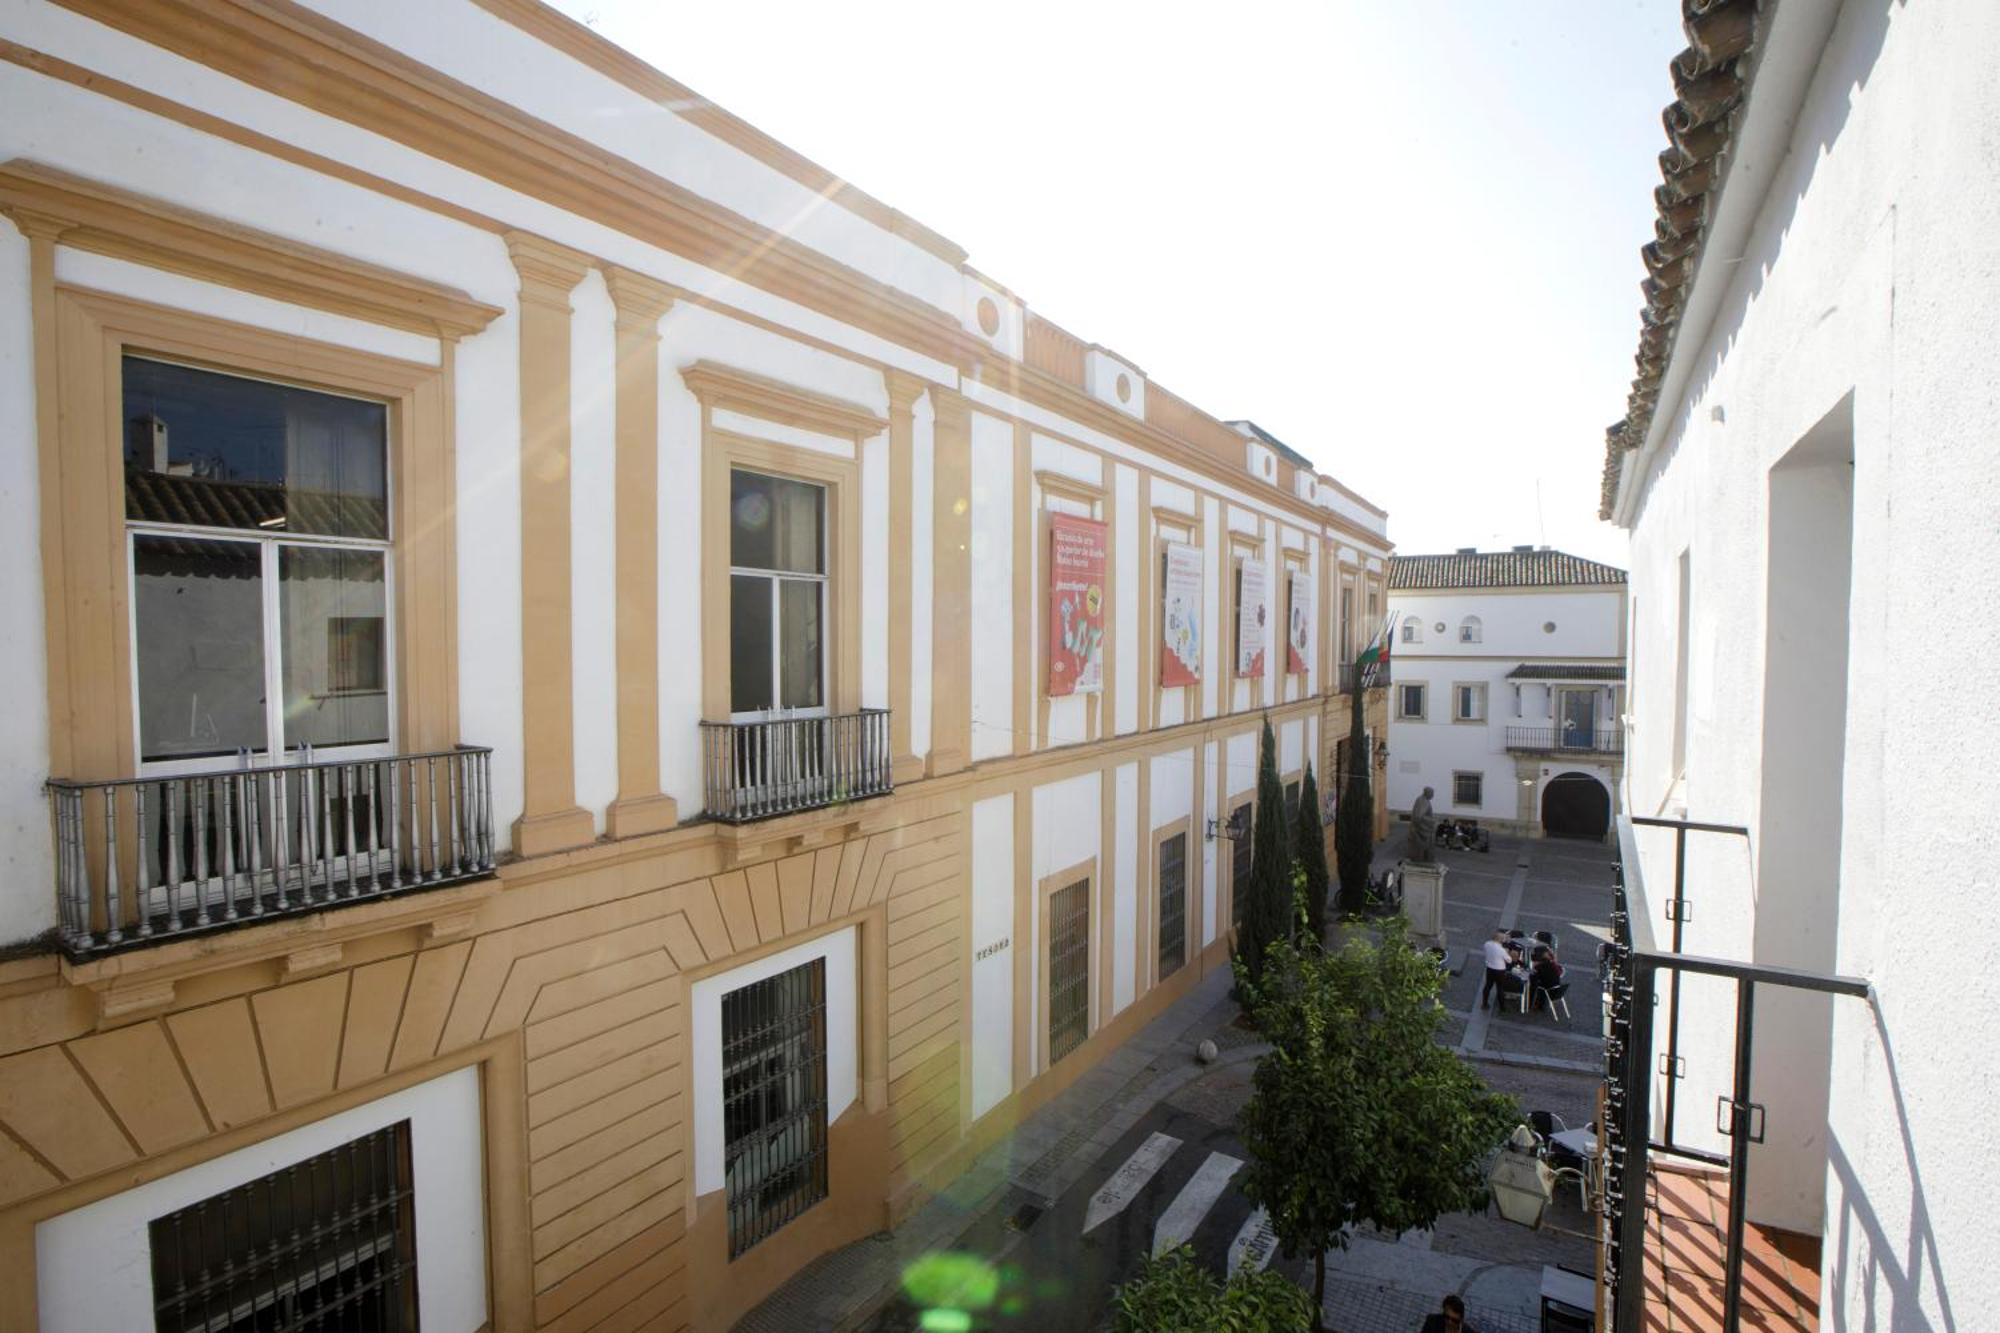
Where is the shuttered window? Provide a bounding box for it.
[1048,879,1091,1064]
[1158,833,1187,980]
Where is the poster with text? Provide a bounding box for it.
[1235,557,1267,678]
[1160,542,1203,687]
[1287,570,1313,675]
[1047,513,1108,696]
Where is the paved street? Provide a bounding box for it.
[744,833,1614,1332]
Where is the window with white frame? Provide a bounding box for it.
[1398,682,1428,720]
[729,468,827,716]
[1458,615,1483,644]
[1401,618,1422,644]
[123,356,391,766]
[1455,683,1487,722]
[1453,771,1483,807]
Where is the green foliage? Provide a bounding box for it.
[1236,716,1293,988]
[1112,1245,1313,1332]
[1234,920,1520,1329]
[1294,762,1329,945]
[1334,681,1374,910]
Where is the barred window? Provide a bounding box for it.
[1158,832,1187,980]
[1230,803,1253,929]
[723,959,829,1257]
[148,1121,418,1333]
[1048,878,1091,1064]
[1454,771,1484,807]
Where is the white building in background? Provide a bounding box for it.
[1598,0,1997,1328]
[1385,549,1627,839]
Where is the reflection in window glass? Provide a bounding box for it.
[133,536,268,762]
[730,470,824,575]
[731,575,775,714]
[280,546,389,750]
[778,580,823,710]
[122,356,387,540]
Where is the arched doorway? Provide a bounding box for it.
[1541,773,1610,839]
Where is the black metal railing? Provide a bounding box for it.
[1504,725,1624,755]
[47,747,495,959]
[700,709,892,823]
[1601,815,1870,1333]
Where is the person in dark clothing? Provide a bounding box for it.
[1420,1293,1476,1332]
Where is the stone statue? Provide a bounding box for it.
[1407,786,1438,863]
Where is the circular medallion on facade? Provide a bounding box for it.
[1544,621,1557,633]
[1116,373,1132,403]
[976,297,1001,337]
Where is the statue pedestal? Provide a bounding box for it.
[1398,860,1447,947]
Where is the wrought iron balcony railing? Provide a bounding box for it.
[700,710,893,824]
[1504,725,1624,755]
[48,746,495,959]
[1334,663,1388,694]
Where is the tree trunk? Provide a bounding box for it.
[1313,1248,1328,1332]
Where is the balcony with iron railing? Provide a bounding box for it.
[700,709,893,824]
[1505,725,1624,756]
[47,746,495,960]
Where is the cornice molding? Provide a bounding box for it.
[602,263,679,329]
[1033,469,1105,507]
[680,359,888,440]
[0,159,502,340]
[48,0,976,368]
[884,368,926,413]
[465,0,968,267]
[504,228,591,308]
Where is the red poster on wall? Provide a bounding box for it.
[1047,514,1108,697]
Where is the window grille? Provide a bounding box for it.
[1230,804,1253,929]
[1454,772,1484,807]
[1158,833,1187,980]
[723,958,830,1258]
[1048,879,1091,1064]
[148,1120,417,1333]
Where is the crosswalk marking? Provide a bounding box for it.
[1228,1207,1279,1276]
[1083,1132,1181,1234]
[1151,1152,1243,1256]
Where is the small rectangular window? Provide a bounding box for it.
[1398,682,1427,720]
[1454,771,1483,807]
[1049,879,1091,1063]
[1158,833,1187,980]
[1455,684,1486,722]
[723,959,829,1257]
[149,1120,418,1333]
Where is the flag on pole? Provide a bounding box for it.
[1354,612,1398,688]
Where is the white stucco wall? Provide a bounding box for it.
[968,793,1015,1122]
[1111,761,1137,1014]
[969,412,1015,761]
[1619,1,1999,1320]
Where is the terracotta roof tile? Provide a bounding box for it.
[1388,550,1627,590]
[1600,0,1761,520]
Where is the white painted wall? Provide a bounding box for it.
[569,268,618,833]
[692,927,858,1194]
[656,309,704,814]
[968,794,1015,1121]
[0,223,54,946]
[1149,750,1194,832]
[1386,585,1625,825]
[908,396,934,760]
[1200,743,1219,946]
[1114,464,1139,736]
[1617,1,2000,1320]
[969,413,1015,761]
[37,1065,487,1333]
[1112,762,1137,1014]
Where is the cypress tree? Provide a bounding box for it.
[1294,761,1329,945]
[1239,715,1291,986]
[1335,678,1374,910]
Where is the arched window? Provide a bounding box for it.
[1400,618,1422,644]
[1458,615,1483,644]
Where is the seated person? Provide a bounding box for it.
[1531,953,1565,1002]
[1504,929,1530,966]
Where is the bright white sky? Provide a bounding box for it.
[549,1,1681,567]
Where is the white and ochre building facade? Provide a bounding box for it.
[1385,549,1626,839]
[0,4,1393,1329]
